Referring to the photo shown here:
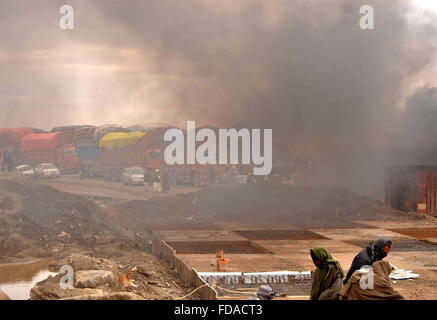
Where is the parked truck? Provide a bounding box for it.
[74,125,131,178]
[139,126,216,186]
[74,126,102,177]
[0,128,35,170]
[75,125,142,180]
[20,132,78,173]
[100,131,146,181]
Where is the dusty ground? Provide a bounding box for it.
[1,172,437,300]
[36,174,200,200]
[0,172,194,299]
[157,220,437,299]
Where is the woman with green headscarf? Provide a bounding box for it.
[310,247,345,300]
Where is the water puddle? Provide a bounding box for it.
[0,259,57,300]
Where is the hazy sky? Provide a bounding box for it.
[0,0,435,130]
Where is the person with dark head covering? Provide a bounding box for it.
[257,285,276,300]
[310,247,345,300]
[248,285,276,300]
[339,260,404,300]
[343,238,392,284]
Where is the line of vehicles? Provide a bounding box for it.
[1,124,316,189]
[74,125,224,187]
[1,124,277,188]
[0,127,78,174]
[15,163,60,179]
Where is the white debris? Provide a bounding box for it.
[390,267,420,280]
[197,272,242,285]
[243,271,311,284]
[197,271,312,285]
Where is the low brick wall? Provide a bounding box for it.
[151,232,218,300]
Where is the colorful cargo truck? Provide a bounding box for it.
[74,125,131,178]
[74,126,102,177]
[20,132,78,173]
[99,131,146,181]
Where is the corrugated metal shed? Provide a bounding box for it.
[385,165,437,216]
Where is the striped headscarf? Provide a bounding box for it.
[369,238,392,262]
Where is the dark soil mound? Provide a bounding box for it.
[0,178,116,257]
[114,183,396,228]
[194,184,387,224]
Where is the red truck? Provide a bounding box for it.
[140,127,218,186]
[20,132,78,173]
[0,128,35,169]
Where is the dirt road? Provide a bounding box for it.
[36,174,200,200]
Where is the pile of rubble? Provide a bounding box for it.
[0,176,121,259]
[29,253,187,300]
[30,254,141,300]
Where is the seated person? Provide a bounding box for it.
[338,260,404,300]
[310,247,344,300]
[344,238,392,284]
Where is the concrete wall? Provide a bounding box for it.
[151,232,218,300]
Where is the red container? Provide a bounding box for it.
[0,128,34,150]
[385,166,437,216]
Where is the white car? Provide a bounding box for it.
[35,163,60,178]
[216,167,248,185]
[16,164,35,177]
[122,167,145,185]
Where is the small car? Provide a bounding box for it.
[122,167,145,185]
[16,164,35,177]
[34,163,60,178]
